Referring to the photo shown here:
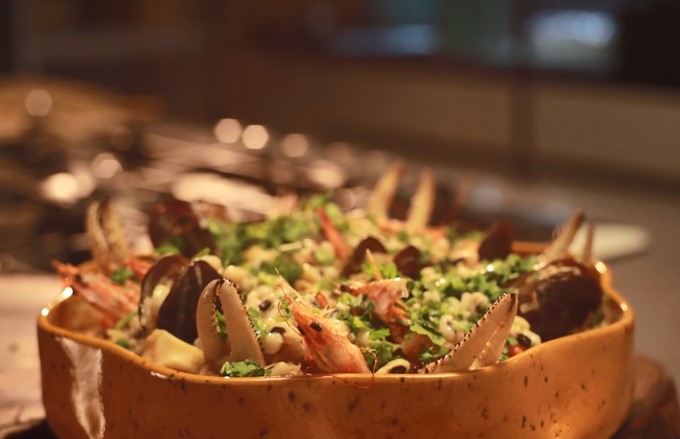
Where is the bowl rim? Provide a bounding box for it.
[38,243,635,387]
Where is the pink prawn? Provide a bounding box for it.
[54,262,139,327]
[282,288,370,374]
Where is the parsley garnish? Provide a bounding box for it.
[261,254,303,284]
[220,360,269,377]
[110,267,135,285]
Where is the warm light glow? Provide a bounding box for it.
[241,124,269,150]
[280,133,309,158]
[595,261,607,274]
[60,287,74,301]
[71,162,96,198]
[214,118,242,143]
[92,153,123,179]
[335,188,357,210]
[308,159,345,188]
[24,89,53,117]
[150,371,171,380]
[41,172,79,204]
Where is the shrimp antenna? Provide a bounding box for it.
[365,249,382,280]
[276,284,302,337]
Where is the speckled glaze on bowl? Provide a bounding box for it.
[38,255,634,439]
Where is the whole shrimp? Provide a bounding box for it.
[282,286,370,374]
[54,262,139,327]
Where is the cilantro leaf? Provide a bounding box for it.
[220,360,268,377]
[410,322,446,346]
[215,309,227,342]
[110,267,135,285]
[261,254,303,284]
[361,261,399,280]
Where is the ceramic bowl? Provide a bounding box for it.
[38,256,634,439]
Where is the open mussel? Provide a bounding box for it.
[513,259,602,341]
[138,254,188,332]
[509,210,603,341]
[477,222,513,262]
[152,259,221,343]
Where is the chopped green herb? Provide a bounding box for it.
[110,267,135,285]
[220,360,269,377]
[215,310,227,342]
[313,246,335,266]
[361,261,399,280]
[191,247,212,259]
[410,322,446,346]
[261,254,303,284]
[418,345,448,363]
[114,309,138,330]
[246,308,267,340]
[155,242,181,256]
[365,339,399,369]
[115,339,130,349]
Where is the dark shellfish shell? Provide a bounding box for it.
[138,254,189,332]
[342,236,387,276]
[156,260,221,343]
[393,245,422,279]
[478,222,513,262]
[514,259,602,341]
[148,198,217,258]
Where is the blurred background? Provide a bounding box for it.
[1,0,680,421]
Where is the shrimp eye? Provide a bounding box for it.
[310,321,323,333]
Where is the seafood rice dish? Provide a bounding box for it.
[55,162,605,379]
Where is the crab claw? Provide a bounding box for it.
[197,279,265,372]
[405,168,435,232]
[577,222,596,265]
[541,209,585,264]
[86,199,131,274]
[367,160,405,222]
[419,292,518,374]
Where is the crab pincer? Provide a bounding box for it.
[197,279,265,372]
[86,198,132,274]
[367,160,405,223]
[420,293,518,373]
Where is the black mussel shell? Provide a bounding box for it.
[393,245,422,278]
[516,259,602,341]
[156,260,221,343]
[342,236,387,276]
[478,222,513,262]
[138,254,189,331]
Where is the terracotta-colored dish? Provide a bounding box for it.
[37,243,635,439]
